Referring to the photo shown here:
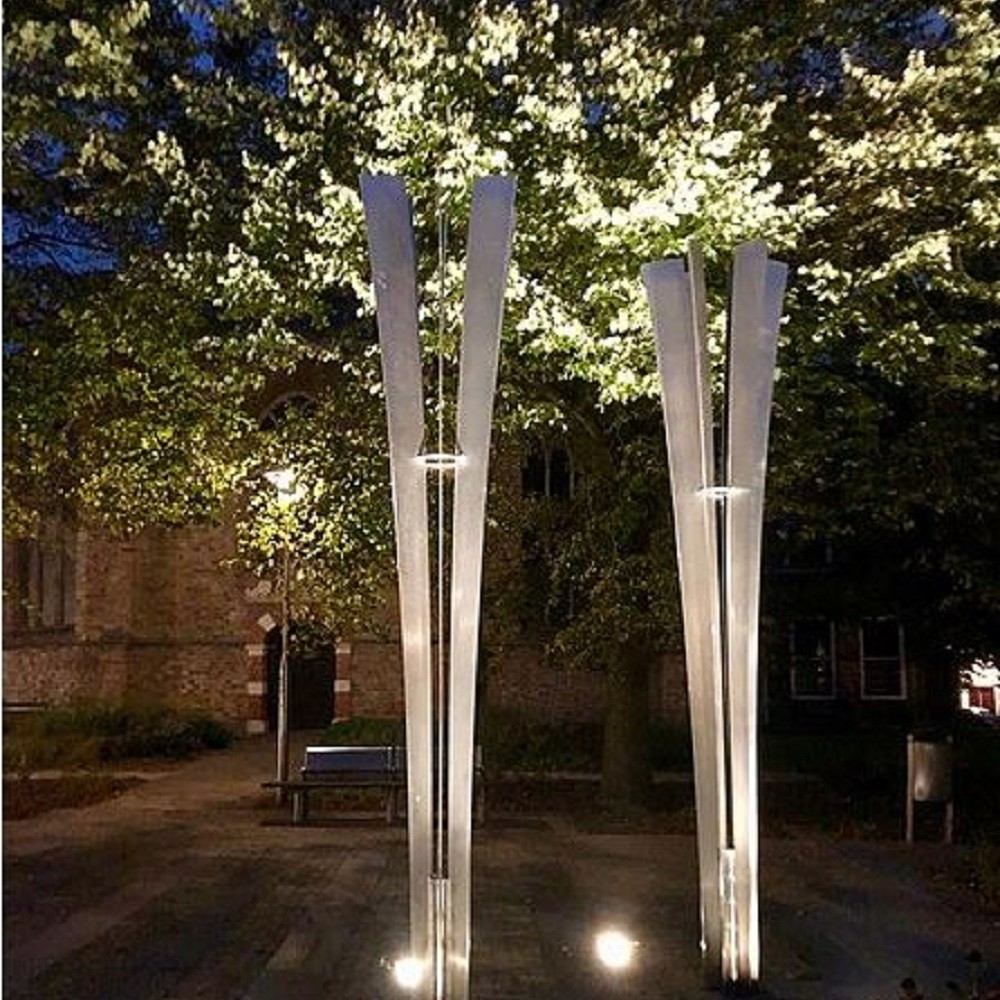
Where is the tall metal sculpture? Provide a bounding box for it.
[643,241,787,991]
[361,174,516,1000]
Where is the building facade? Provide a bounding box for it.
[2,516,691,734]
[3,450,931,734]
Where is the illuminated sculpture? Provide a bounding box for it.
[643,242,787,990]
[361,175,516,1000]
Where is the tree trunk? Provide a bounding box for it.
[601,638,652,810]
[909,626,959,728]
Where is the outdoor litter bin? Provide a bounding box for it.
[906,732,954,843]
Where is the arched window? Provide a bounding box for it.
[258,392,317,431]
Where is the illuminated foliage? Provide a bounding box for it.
[4,0,998,655]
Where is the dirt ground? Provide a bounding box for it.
[4,733,999,1000]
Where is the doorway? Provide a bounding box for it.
[265,625,336,730]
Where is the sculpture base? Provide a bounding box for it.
[719,979,762,996]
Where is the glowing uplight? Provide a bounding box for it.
[594,929,637,971]
[697,485,749,500]
[392,955,425,990]
[414,452,466,470]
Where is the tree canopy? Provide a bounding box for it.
[4,0,998,659]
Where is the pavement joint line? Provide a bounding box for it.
[264,913,319,971]
[3,870,177,995]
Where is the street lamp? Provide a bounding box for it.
[264,466,301,804]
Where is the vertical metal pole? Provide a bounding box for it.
[364,174,514,998]
[275,539,290,805]
[361,174,435,997]
[906,734,915,843]
[944,736,954,845]
[726,242,787,986]
[643,251,727,983]
[435,201,449,932]
[644,241,785,992]
[447,176,516,1000]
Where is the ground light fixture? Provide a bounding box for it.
[392,955,426,991]
[594,929,637,971]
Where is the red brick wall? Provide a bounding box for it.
[2,641,128,706]
[349,638,405,717]
[3,523,252,725]
[122,642,249,720]
[486,644,604,722]
[4,515,692,732]
[485,645,688,726]
[125,525,246,642]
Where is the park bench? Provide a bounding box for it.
[263,744,486,827]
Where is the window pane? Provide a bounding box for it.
[791,620,834,697]
[862,619,903,697]
[521,451,547,495]
[863,660,903,698]
[522,446,572,499]
[793,659,834,697]
[548,448,571,499]
[63,544,77,626]
[792,620,830,659]
[863,619,899,659]
[41,543,64,627]
[5,523,76,631]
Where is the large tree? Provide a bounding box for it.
[5,0,998,798]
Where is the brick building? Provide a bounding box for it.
[2,513,691,734]
[3,435,925,734]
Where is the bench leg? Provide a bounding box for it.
[387,786,400,825]
[292,789,308,825]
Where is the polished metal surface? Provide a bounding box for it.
[725,243,787,983]
[447,176,517,1000]
[644,240,786,989]
[361,174,435,993]
[363,174,515,999]
[642,254,726,979]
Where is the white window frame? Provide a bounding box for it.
[790,619,837,701]
[860,618,907,701]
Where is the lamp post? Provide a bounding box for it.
[265,467,300,804]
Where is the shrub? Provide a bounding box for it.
[4,703,235,771]
[479,709,601,774]
[327,711,695,776]
[321,716,404,746]
[954,714,1000,836]
[967,837,1000,907]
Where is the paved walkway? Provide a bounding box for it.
[4,734,998,999]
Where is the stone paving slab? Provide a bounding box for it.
[4,734,998,999]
